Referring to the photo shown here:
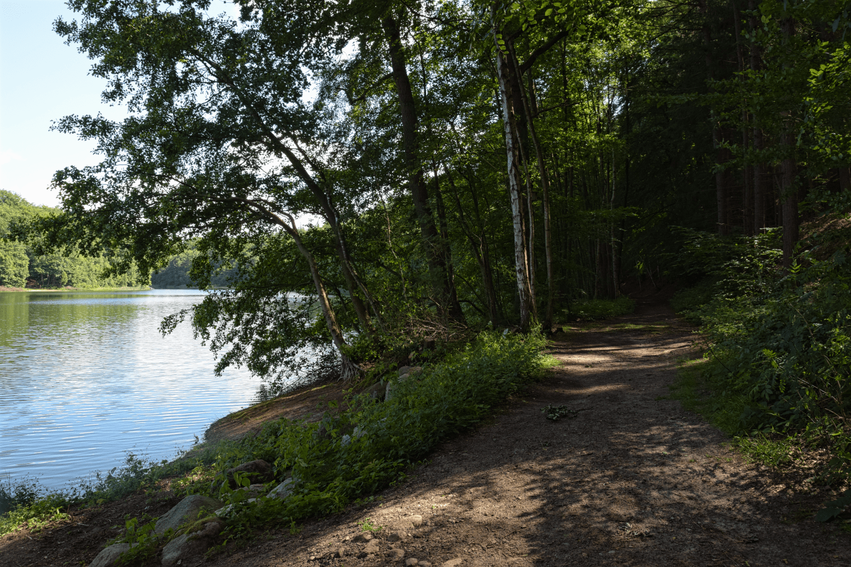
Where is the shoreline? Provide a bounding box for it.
[0,286,151,293]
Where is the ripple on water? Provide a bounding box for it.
[0,290,265,491]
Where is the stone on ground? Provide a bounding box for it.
[154,494,223,536]
[88,543,135,567]
[160,517,225,567]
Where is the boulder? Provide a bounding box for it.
[161,517,225,567]
[364,381,387,401]
[225,459,274,488]
[268,477,296,500]
[385,367,422,402]
[88,543,135,567]
[155,494,223,536]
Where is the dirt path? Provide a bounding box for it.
[207,303,851,567]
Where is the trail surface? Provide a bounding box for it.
[208,303,851,567]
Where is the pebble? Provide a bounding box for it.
[405,559,419,566]
[364,539,381,554]
[389,548,405,561]
[328,546,346,558]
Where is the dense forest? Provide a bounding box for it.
[0,190,142,289]
[12,0,850,500]
[0,190,233,289]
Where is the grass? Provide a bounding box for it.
[670,357,753,436]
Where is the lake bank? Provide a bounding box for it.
[0,286,150,293]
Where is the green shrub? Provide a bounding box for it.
[200,328,547,537]
[681,234,851,498]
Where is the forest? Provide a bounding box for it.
[0,190,142,289]
[6,0,851,527]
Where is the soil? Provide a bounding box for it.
[3,300,850,567]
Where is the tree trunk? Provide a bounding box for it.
[748,0,766,234]
[781,16,798,269]
[493,7,535,330]
[279,219,360,381]
[510,51,554,329]
[382,14,464,323]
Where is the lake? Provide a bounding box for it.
[0,289,264,492]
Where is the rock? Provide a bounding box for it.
[155,494,224,536]
[364,539,381,555]
[89,543,135,567]
[409,514,424,527]
[405,559,419,566]
[269,477,296,500]
[385,367,423,401]
[389,547,405,561]
[353,532,374,543]
[214,498,257,518]
[225,459,274,488]
[328,546,346,558]
[161,518,225,567]
[386,532,402,543]
[364,381,387,401]
[442,559,465,567]
[419,562,433,567]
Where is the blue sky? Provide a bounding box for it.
[0,0,122,208]
[0,0,236,209]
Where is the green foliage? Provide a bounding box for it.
[0,477,70,536]
[198,329,546,538]
[0,240,29,287]
[358,517,382,532]
[672,227,851,517]
[563,296,635,321]
[0,190,142,289]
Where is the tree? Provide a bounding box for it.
[0,241,29,288]
[36,0,380,377]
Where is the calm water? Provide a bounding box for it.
[0,290,264,491]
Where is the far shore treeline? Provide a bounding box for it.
[0,189,227,290]
[0,190,142,289]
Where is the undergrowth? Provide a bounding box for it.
[564,296,635,321]
[670,226,851,522]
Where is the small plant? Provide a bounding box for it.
[542,405,584,421]
[359,517,382,532]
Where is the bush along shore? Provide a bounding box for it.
[1,328,549,565]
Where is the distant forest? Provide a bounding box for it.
[0,190,226,289]
[0,190,141,289]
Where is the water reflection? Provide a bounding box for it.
[0,290,263,491]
